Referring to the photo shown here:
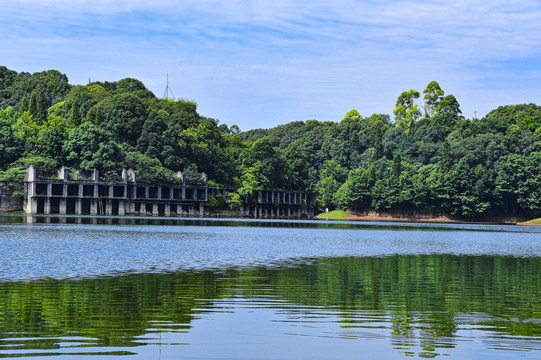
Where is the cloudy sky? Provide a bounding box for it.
[1,0,540,130]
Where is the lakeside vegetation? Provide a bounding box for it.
[1,66,540,219]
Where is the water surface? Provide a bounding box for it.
[0,214,539,359]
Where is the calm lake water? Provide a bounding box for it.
[0,214,540,359]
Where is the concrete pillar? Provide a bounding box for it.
[44,198,51,214]
[108,186,113,198]
[75,199,83,215]
[129,201,136,214]
[199,203,204,216]
[182,187,186,200]
[118,200,126,216]
[62,184,67,197]
[164,203,171,216]
[145,187,149,199]
[240,206,244,216]
[105,200,112,215]
[152,203,159,216]
[140,202,147,215]
[93,184,99,198]
[59,198,67,214]
[26,197,38,214]
[193,189,197,200]
[258,191,262,204]
[90,199,98,215]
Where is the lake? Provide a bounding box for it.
[0,214,540,359]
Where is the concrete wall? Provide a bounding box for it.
[0,182,23,212]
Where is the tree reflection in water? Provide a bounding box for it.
[0,255,539,358]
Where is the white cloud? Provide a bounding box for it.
[1,0,540,129]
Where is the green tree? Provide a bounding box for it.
[423,81,444,118]
[63,122,123,178]
[0,107,23,169]
[394,90,422,135]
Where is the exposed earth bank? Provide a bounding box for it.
[317,210,537,225]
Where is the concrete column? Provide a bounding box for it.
[90,199,98,215]
[26,197,38,214]
[157,186,162,199]
[258,191,262,204]
[75,199,83,215]
[145,187,149,199]
[93,184,99,198]
[182,187,186,200]
[169,187,174,200]
[105,200,112,215]
[62,184,68,197]
[199,203,204,216]
[193,189,197,200]
[59,198,67,214]
[118,200,126,216]
[140,202,147,215]
[164,203,171,216]
[152,203,159,216]
[271,191,274,204]
[130,201,136,214]
[44,198,51,214]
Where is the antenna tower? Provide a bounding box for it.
[162,73,176,100]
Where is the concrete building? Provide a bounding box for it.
[24,166,207,216]
[21,166,316,218]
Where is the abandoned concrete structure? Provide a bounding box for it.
[208,188,315,218]
[24,166,208,216]
[21,166,316,218]
[0,183,23,212]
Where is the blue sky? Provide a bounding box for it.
[1,0,540,130]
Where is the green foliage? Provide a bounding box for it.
[1,65,541,219]
[63,122,123,178]
[394,90,422,135]
[124,152,181,184]
[237,162,268,203]
[226,192,242,210]
[0,155,58,194]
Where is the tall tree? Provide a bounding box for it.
[394,90,421,135]
[423,81,444,118]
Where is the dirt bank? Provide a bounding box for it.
[317,210,526,224]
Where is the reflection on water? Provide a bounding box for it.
[0,215,540,359]
[0,256,539,359]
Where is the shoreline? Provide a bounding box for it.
[317,210,536,225]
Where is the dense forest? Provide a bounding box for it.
[1,66,541,218]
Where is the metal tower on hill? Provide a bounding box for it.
[162,73,176,100]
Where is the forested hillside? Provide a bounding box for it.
[1,67,540,218]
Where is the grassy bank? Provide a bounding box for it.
[518,218,541,226]
[316,210,348,219]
